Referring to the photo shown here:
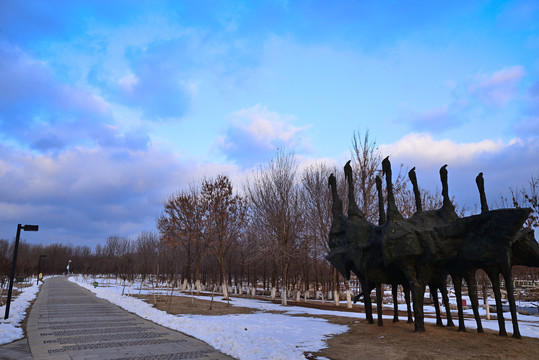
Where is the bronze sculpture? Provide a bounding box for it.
[327,158,535,337]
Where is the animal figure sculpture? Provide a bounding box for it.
[376,175,413,324]
[328,166,413,326]
[326,173,357,281]
[473,173,539,338]
[342,161,378,324]
[408,165,479,332]
[344,161,413,326]
[383,158,530,333]
[380,157,433,332]
[327,158,533,337]
[408,167,454,328]
[326,172,377,324]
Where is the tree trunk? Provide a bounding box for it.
[220,260,229,300]
[168,279,175,312]
[152,277,157,305]
[271,266,277,300]
[281,261,289,306]
[263,260,267,291]
[182,278,188,292]
[483,281,490,320]
[195,255,202,295]
[345,280,353,309]
[251,265,256,297]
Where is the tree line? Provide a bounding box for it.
[2,131,538,306]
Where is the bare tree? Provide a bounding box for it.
[301,162,352,306]
[245,149,303,305]
[351,130,381,222]
[157,185,206,293]
[301,162,334,254]
[201,174,247,300]
[508,175,539,229]
[0,239,10,305]
[135,231,159,293]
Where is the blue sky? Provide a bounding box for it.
[1,1,538,247]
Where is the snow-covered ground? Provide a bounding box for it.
[0,279,41,345]
[2,275,538,359]
[69,276,539,360]
[70,276,348,360]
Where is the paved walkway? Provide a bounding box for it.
[23,277,234,360]
[0,338,32,360]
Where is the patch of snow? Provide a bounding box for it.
[0,279,41,345]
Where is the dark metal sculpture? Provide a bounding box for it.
[473,172,539,338]
[408,167,454,328]
[327,158,535,338]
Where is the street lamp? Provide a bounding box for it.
[4,224,39,320]
[37,254,47,285]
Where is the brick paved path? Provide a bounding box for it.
[23,277,234,359]
[0,338,32,360]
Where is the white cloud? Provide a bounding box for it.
[469,65,525,106]
[379,133,539,211]
[217,104,311,167]
[232,104,305,144]
[379,133,505,166]
[118,73,139,92]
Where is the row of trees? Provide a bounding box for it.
[2,132,538,306]
[153,131,539,305]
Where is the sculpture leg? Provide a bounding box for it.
[454,275,466,332]
[392,285,399,322]
[363,281,374,324]
[465,273,483,333]
[431,285,443,326]
[411,279,426,332]
[503,267,521,339]
[489,271,507,336]
[404,284,413,323]
[440,284,454,327]
[376,283,383,326]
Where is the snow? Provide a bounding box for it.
[69,276,539,359]
[3,275,539,359]
[0,279,41,345]
[70,276,348,360]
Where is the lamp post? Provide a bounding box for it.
[4,224,39,320]
[37,254,47,285]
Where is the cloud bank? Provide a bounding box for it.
[0,145,239,247]
[380,134,539,211]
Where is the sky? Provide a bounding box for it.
[1,1,538,248]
